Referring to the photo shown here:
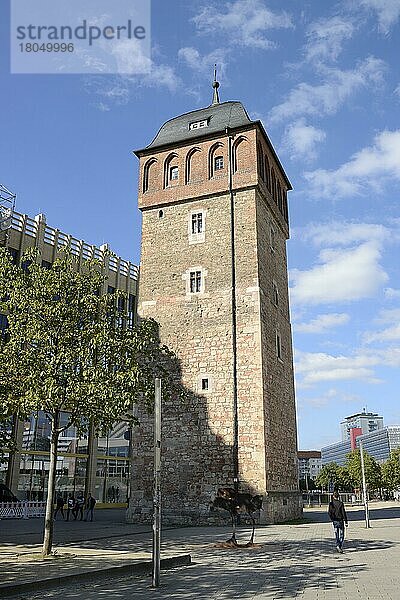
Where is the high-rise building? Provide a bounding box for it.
[128,83,301,524]
[340,410,384,441]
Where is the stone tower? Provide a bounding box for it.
[128,86,301,524]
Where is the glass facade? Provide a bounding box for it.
[321,427,400,465]
[2,414,132,503]
[0,455,8,485]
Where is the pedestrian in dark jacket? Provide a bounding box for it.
[84,493,96,522]
[73,492,85,521]
[66,493,74,521]
[54,493,65,520]
[328,491,348,553]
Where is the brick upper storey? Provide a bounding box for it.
[134,100,292,234]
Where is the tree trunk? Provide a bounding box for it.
[42,412,59,556]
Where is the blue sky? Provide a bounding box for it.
[1,0,400,451]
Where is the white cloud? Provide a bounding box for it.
[268,57,385,123]
[295,313,350,334]
[361,0,400,33]
[96,102,111,112]
[290,241,388,305]
[376,346,400,367]
[85,54,179,110]
[304,129,400,199]
[295,351,382,385]
[376,307,400,323]
[364,324,400,343]
[282,118,326,161]
[178,47,229,77]
[305,16,354,63]
[384,287,400,299]
[363,308,400,343]
[298,388,361,408]
[301,222,388,246]
[192,0,293,49]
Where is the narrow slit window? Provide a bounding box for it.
[276,333,282,360]
[201,378,209,391]
[273,282,279,306]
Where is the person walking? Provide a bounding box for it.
[84,492,96,522]
[73,492,85,521]
[328,490,348,553]
[66,493,74,521]
[54,492,65,520]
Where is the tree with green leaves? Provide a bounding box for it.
[382,449,400,491]
[299,477,317,491]
[315,462,350,492]
[345,449,382,491]
[0,247,178,555]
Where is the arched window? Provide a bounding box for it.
[277,181,283,213]
[282,189,289,222]
[208,142,223,179]
[271,169,277,204]
[257,143,264,181]
[265,156,271,191]
[185,147,201,184]
[164,152,179,188]
[232,136,248,173]
[142,157,157,193]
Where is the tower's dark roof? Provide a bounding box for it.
[141,101,252,152]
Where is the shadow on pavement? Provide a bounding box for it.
[15,535,395,600]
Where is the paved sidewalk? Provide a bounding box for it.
[1,504,400,599]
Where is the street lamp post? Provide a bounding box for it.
[359,440,370,528]
[152,378,162,588]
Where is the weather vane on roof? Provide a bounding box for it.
[212,64,220,105]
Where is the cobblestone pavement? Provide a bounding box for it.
[3,504,400,599]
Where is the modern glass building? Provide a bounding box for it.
[340,410,384,441]
[0,211,138,503]
[321,440,352,466]
[321,426,400,466]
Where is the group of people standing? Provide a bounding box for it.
[54,492,97,522]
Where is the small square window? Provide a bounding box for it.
[214,156,224,171]
[201,378,209,391]
[170,166,178,181]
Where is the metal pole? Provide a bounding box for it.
[152,378,162,587]
[226,129,239,494]
[359,440,370,528]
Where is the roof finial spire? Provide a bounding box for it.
[212,64,220,105]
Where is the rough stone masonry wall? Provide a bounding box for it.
[128,190,269,524]
[255,188,302,521]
